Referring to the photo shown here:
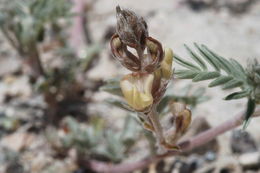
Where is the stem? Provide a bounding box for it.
[148,107,164,144]
[69,0,89,57]
[1,28,20,53]
[29,43,45,77]
[86,107,260,173]
[82,13,92,45]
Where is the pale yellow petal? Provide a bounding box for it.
[120,73,154,111]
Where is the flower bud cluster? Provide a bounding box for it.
[110,6,173,113]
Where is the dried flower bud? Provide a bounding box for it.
[170,102,186,116]
[172,102,191,135]
[120,73,154,111]
[144,37,164,73]
[111,6,165,74]
[163,102,191,146]
[110,34,141,71]
[116,6,148,49]
[175,109,191,134]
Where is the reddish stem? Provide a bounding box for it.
[86,107,260,173]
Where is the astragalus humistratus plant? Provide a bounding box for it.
[89,6,260,173]
[110,6,191,153]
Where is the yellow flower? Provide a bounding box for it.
[161,48,173,79]
[156,48,173,79]
[120,73,154,111]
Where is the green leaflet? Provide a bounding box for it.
[230,59,246,76]
[192,71,220,82]
[100,84,122,96]
[201,45,231,74]
[174,54,200,71]
[184,44,207,70]
[224,90,250,100]
[222,79,243,90]
[175,70,200,79]
[243,98,256,130]
[100,78,122,96]
[208,76,233,87]
[227,59,246,79]
[105,99,135,112]
[194,43,220,72]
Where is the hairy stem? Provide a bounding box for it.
[86,107,260,173]
[148,107,165,145]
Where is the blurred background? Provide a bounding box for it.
[0,0,260,172]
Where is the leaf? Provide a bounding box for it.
[105,131,124,162]
[194,43,220,71]
[120,116,140,146]
[243,98,256,130]
[224,90,250,100]
[100,78,122,96]
[204,49,243,80]
[230,59,246,75]
[192,71,220,82]
[228,59,247,82]
[174,54,200,71]
[208,76,233,87]
[192,87,206,97]
[184,44,207,70]
[175,70,200,79]
[222,79,243,90]
[105,99,134,112]
[201,45,231,74]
